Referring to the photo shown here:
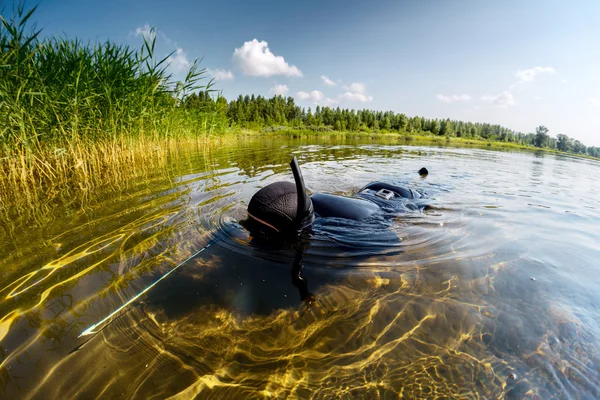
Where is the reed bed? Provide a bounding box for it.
[0,3,227,227]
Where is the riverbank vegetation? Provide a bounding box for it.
[0,4,226,214]
[188,93,600,158]
[1,3,598,226]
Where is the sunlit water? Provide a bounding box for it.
[1,138,599,399]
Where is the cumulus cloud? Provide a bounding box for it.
[324,98,339,105]
[481,91,517,108]
[135,24,156,41]
[208,69,234,80]
[480,66,555,108]
[168,48,190,72]
[338,82,372,102]
[233,39,302,77]
[271,84,289,95]
[321,75,336,86]
[436,94,472,103]
[340,92,373,102]
[344,82,366,94]
[296,90,325,102]
[588,98,600,107]
[515,66,556,83]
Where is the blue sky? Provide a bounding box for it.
[31,0,600,145]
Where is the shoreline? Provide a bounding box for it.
[227,129,600,160]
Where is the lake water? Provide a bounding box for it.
[1,137,599,399]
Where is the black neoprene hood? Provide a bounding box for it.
[246,157,314,235]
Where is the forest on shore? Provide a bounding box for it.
[187,92,600,158]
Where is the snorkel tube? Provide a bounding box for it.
[290,157,315,231]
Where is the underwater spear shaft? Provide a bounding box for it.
[78,240,215,338]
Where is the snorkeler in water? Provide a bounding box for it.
[78,157,429,339]
[242,157,429,304]
[243,157,429,238]
[243,157,428,237]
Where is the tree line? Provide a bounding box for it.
[185,93,600,159]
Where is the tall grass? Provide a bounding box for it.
[0,3,227,224]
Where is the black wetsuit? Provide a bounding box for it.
[311,182,426,221]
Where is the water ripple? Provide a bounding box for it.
[1,139,599,399]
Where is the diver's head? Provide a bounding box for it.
[419,167,429,177]
[243,157,314,238]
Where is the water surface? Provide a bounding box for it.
[1,137,599,399]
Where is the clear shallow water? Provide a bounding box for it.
[1,138,599,399]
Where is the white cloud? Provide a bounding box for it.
[479,66,554,109]
[296,90,324,102]
[233,39,302,77]
[158,31,174,46]
[321,75,336,86]
[344,82,366,94]
[324,98,339,106]
[133,25,175,47]
[271,84,289,95]
[135,24,156,41]
[340,92,373,102]
[209,69,234,80]
[168,48,190,72]
[515,66,556,83]
[588,98,600,107]
[481,91,517,108]
[533,96,543,100]
[338,82,372,102]
[436,94,472,103]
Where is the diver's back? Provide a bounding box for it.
[310,193,378,220]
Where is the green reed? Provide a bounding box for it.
[0,2,228,224]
